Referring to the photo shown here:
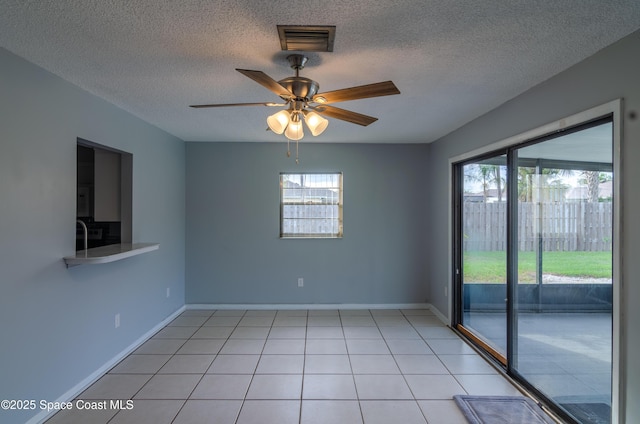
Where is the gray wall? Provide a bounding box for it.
[426,30,640,422]
[0,48,186,424]
[186,142,429,305]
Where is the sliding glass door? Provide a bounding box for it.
[456,155,508,363]
[454,117,614,424]
[511,121,613,424]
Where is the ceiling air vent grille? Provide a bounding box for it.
[277,25,336,52]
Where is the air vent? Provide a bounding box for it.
[277,25,336,52]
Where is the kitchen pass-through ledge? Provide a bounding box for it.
[64,243,159,268]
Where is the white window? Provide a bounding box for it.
[280,173,343,238]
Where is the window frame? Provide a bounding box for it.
[279,172,343,239]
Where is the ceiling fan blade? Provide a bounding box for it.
[313,81,400,104]
[190,102,285,108]
[314,105,378,126]
[236,69,294,99]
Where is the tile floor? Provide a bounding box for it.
[46,308,526,424]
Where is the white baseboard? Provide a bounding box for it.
[428,304,450,326]
[27,305,185,424]
[186,302,431,311]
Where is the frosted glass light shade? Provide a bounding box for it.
[285,119,304,140]
[304,111,329,136]
[267,110,290,134]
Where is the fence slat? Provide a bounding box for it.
[463,201,612,251]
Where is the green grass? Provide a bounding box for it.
[463,250,612,283]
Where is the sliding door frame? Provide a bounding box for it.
[452,150,509,366]
[448,99,623,424]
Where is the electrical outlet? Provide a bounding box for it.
[298,278,304,287]
[115,313,120,328]
[166,287,170,298]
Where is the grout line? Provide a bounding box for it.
[162,309,216,424]
[299,311,309,424]
[232,309,253,424]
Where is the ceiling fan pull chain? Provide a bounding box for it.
[296,140,299,164]
[286,139,291,157]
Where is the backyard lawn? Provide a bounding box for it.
[463,250,612,283]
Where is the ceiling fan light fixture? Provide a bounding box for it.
[285,113,304,140]
[267,109,291,134]
[304,111,329,136]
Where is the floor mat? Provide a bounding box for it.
[453,395,556,424]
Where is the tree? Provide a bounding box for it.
[578,171,612,202]
[464,164,505,201]
[583,171,599,203]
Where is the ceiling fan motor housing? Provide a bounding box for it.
[278,76,319,101]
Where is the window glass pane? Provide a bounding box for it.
[460,156,508,359]
[280,172,343,238]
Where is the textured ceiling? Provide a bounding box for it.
[1,0,639,143]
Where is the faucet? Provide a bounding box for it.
[76,219,88,251]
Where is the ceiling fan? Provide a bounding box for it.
[189,54,401,143]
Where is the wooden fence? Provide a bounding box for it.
[463,202,613,251]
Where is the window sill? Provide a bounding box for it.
[280,235,343,239]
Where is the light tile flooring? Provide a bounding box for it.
[46,308,526,424]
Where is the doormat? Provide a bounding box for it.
[453,395,556,424]
[560,402,610,424]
